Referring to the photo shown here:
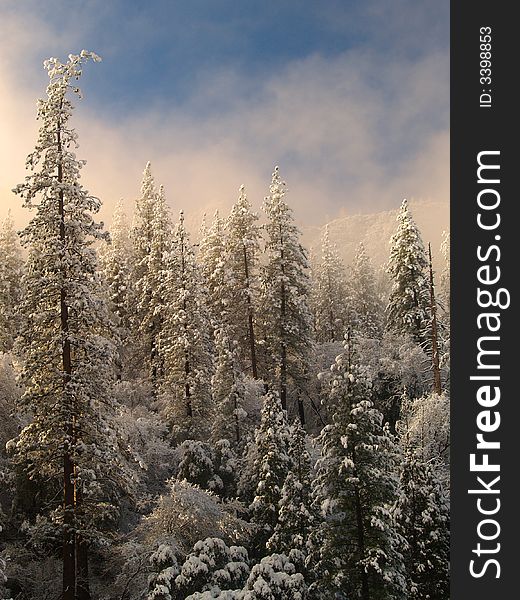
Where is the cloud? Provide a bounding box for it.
[0,4,449,234]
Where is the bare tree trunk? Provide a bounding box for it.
[75,482,90,600]
[327,270,335,342]
[185,352,192,418]
[297,387,306,426]
[428,243,442,394]
[227,338,241,444]
[76,521,91,600]
[280,342,287,412]
[63,450,75,600]
[58,118,76,600]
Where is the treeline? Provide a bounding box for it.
[0,52,450,600]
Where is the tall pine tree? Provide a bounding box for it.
[11,51,130,600]
[310,335,406,599]
[198,210,228,328]
[349,242,384,338]
[159,211,214,441]
[249,390,291,557]
[395,450,450,600]
[224,185,261,378]
[386,199,429,343]
[99,200,132,376]
[312,225,349,343]
[267,420,315,572]
[260,167,313,422]
[211,325,247,445]
[130,163,171,390]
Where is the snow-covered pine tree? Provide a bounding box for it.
[198,210,228,327]
[249,389,291,557]
[100,200,132,329]
[211,325,247,445]
[131,162,156,296]
[175,538,250,599]
[224,185,261,378]
[10,51,131,600]
[312,225,349,343]
[241,553,307,599]
[260,167,313,422]
[395,450,450,600]
[160,211,214,441]
[350,242,384,339]
[386,199,429,344]
[0,210,23,352]
[146,184,173,386]
[267,420,315,572]
[130,163,171,390]
[309,334,406,599]
[99,200,132,376]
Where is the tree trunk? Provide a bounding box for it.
[280,342,287,411]
[185,354,192,418]
[234,392,241,444]
[58,117,76,600]
[297,387,306,426]
[428,244,442,394]
[76,536,91,600]
[63,451,76,600]
[76,483,91,600]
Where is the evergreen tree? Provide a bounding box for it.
[0,210,23,352]
[350,242,384,338]
[176,439,216,489]
[10,51,130,600]
[395,451,450,600]
[160,211,214,441]
[312,225,349,343]
[211,325,247,445]
[386,200,429,343]
[260,167,313,421]
[249,390,291,556]
[131,162,156,293]
[241,554,307,599]
[267,420,315,571]
[309,336,406,599]
[130,162,171,389]
[146,184,173,386]
[175,538,250,599]
[147,544,179,600]
[99,200,132,376]
[100,200,132,328]
[198,210,228,328]
[224,185,261,378]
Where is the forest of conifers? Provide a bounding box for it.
[0,52,450,600]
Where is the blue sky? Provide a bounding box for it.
[0,0,449,227]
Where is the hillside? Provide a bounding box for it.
[303,199,449,270]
